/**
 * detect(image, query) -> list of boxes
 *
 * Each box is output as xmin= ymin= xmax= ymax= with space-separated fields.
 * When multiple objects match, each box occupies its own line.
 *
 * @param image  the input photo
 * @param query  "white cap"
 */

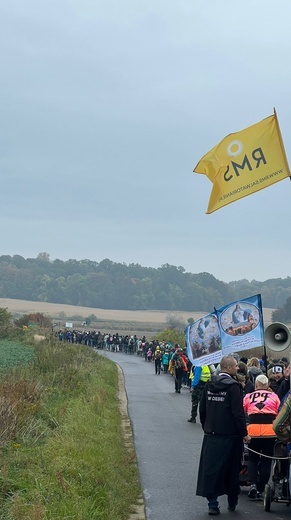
xmin=255 ymin=374 xmax=269 ymax=386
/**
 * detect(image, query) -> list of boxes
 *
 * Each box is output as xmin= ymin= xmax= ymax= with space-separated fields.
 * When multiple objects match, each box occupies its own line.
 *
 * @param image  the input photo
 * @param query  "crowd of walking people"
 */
xmin=56 ymin=329 xmax=149 ymax=352
xmin=56 ymin=328 xmax=291 ymax=515
xmin=193 ymin=352 xmax=291 ymax=515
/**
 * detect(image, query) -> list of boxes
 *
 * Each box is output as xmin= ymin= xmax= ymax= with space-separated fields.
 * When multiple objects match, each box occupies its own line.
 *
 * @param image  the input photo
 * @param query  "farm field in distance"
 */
xmin=0 ymin=298 xmax=274 ymax=329
xmin=0 ymin=298 xmax=202 ymax=324
xmin=0 ymin=298 xmax=200 ymax=336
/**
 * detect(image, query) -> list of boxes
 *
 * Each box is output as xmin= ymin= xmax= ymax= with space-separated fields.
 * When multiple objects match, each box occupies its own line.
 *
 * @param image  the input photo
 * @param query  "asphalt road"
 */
xmin=100 ymin=351 xmax=290 ymax=520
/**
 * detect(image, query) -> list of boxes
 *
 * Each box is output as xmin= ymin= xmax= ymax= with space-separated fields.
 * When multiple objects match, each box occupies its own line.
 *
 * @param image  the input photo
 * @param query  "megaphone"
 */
xmin=264 ymin=322 xmax=291 ymax=352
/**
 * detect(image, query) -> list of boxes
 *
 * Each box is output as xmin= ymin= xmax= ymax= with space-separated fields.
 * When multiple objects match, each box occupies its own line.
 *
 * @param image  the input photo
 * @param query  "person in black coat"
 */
xmin=237 ymin=361 xmax=254 ymax=396
xmin=268 ymin=364 xmax=290 ymax=400
xmin=196 ymin=355 xmax=251 ymax=515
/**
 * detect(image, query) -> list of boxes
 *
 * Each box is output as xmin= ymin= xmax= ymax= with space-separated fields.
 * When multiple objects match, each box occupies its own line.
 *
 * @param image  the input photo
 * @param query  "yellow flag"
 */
xmin=194 ymin=112 xmax=290 ymax=214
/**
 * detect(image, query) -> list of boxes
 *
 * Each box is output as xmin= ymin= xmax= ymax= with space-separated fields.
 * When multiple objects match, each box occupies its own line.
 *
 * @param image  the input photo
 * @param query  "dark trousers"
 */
xmin=248 ymin=437 xmax=276 ymax=492
xmin=155 ymin=359 xmax=161 ymax=374
xmin=190 ymin=381 xmax=206 ymax=419
xmin=175 ymin=368 xmax=183 ymax=392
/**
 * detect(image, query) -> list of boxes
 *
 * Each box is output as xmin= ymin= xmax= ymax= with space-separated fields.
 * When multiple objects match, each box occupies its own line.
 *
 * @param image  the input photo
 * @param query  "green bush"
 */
xmin=0 ymin=308 xmax=13 ymax=338
xmin=153 ymin=328 xmax=186 ymax=348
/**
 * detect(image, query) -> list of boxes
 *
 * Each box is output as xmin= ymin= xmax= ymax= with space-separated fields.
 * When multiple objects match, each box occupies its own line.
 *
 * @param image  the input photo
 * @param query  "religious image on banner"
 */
xmin=186 ymin=313 xmax=222 ymax=367
xmin=215 ymin=294 xmax=264 ymax=356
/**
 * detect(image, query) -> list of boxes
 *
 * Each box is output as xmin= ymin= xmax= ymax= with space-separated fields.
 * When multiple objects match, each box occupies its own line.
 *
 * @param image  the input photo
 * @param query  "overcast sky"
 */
xmin=1 ymin=0 xmax=291 ymax=283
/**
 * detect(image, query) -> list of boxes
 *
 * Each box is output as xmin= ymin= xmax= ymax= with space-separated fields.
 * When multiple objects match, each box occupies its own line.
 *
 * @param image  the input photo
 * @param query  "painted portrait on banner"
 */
xmin=215 ymin=294 xmax=264 ymax=355
xmin=186 ymin=313 xmax=222 ymax=367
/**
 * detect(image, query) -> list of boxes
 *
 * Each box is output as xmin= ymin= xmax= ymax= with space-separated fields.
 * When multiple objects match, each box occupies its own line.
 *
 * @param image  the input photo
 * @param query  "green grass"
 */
xmin=0 ymin=339 xmax=142 ymax=519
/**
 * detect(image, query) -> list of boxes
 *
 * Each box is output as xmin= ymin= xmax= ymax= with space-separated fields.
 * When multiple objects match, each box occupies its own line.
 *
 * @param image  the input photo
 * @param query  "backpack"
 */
xmin=175 ymin=355 xmax=188 ymax=371
xmin=130 ymin=338 xmax=134 ymax=345
xmin=175 ymin=356 xmax=183 ymax=369
xmin=155 ymin=351 xmax=161 ymax=359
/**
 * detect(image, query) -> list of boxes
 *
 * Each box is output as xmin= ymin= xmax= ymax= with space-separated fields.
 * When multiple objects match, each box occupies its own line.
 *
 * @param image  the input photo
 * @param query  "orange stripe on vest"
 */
xmin=247 ymin=423 xmax=276 ymax=437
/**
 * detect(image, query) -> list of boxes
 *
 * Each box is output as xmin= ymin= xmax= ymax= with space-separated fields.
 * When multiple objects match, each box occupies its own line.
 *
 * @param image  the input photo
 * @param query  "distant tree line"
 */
xmin=272 ymin=296 xmax=291 ymax=323
xmin=0 ymin=253 xmax=290 ymax=313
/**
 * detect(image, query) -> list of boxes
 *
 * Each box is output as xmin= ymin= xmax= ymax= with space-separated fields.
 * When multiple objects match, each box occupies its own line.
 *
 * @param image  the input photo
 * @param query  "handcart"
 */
xmin=264 ymin=440 xmax=291 ymax=511
xmin=239 ymin=443 xmax=250 ymax=486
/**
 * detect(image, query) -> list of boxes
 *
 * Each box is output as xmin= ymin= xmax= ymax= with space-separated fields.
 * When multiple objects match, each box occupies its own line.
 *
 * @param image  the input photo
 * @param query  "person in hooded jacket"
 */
xmin=162 ymin=349 xmax=170 ymax=374
xmin=171 ymin=348 xmax=187 ymax=393
xmin=196 ymin=355 xmax=251 ymax=516
xmin=246 ymin=357 xmax=263 ymax=384
xmin=237 ymin=361 xmax=254 ymax=396
xmin=154 ymin=347 xmax=162 ymax=375
xmin=268 ymin=363 xmax=290 ymax=401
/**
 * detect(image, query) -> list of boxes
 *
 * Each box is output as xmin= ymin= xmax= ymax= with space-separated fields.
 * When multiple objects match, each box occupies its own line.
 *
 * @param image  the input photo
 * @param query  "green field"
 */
xmin=0 ymin=340 xmax=35 ymax=370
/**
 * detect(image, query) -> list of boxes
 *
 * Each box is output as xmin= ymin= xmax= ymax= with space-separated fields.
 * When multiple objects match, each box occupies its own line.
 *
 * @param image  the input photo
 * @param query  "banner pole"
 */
xmin=263 ymin=343 xmax=268 ymax=374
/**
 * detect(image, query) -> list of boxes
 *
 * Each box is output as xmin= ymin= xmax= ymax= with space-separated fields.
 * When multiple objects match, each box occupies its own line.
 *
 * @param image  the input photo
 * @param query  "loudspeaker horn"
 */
xmin=264 ymin=322 xmax=291 ymax=352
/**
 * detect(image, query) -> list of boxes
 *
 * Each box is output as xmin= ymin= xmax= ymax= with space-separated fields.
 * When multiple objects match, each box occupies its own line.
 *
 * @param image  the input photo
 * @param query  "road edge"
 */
xmin=117 ymin=363 xmax=147 ymax=520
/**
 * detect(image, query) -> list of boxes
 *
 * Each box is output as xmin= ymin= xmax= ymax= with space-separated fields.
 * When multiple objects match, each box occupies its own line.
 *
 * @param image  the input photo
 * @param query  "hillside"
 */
xmin=0 ymin=254 xmax=290 ymax=312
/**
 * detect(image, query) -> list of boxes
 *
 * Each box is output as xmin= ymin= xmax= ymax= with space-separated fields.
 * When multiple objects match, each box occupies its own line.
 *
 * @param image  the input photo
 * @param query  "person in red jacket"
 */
xmin=171 ymin=348 xmax=187 ymax=393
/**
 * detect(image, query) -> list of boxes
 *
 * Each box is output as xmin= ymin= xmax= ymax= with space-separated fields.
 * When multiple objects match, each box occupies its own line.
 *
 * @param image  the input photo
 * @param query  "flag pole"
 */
xmin=263 ymin=343 xmax=268 ymax=374
xmin=273 ymin=107 xmax=291 ymax=180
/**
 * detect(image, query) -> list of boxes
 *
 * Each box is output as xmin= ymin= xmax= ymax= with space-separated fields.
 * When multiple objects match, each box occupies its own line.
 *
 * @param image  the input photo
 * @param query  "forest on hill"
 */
xmin=0 ymin=253 xmax=290 ymax=313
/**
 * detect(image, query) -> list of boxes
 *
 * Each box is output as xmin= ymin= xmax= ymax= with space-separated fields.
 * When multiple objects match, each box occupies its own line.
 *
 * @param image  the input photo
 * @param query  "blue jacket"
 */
xmin=191 ymin=367 xmax=202 ymax=388
xmin=162 ymin=352 xmax=169 ymax=365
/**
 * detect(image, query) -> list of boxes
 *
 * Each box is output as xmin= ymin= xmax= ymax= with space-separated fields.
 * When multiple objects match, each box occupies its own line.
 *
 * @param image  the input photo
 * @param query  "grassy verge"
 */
xmin=0 ymin=339 xmax=141 ymax=519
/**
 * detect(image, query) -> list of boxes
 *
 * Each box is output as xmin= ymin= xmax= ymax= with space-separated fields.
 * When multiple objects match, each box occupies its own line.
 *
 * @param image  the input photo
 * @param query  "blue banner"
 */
xmin=186 ymin=313 xmax=222 ymax=367
xmin=215 ymin=294 xmax=264 ymax=355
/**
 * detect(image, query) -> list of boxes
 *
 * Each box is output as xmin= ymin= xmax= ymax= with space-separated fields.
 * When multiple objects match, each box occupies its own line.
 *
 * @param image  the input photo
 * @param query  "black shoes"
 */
xmin=208 ymin=507 xmax=220 ymax=515
xmin=227 ymin=495 xmax=238 ymax=511
xmin=188 ymin=418 xmax=196 ymax=423
xmin=248 ymin=484 xmax=263 ymax=500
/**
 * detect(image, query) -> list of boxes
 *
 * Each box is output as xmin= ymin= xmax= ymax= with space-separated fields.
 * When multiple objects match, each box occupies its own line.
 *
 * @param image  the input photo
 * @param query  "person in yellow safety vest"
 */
xmin=188 ymin=365 xmax=211 ymax=423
